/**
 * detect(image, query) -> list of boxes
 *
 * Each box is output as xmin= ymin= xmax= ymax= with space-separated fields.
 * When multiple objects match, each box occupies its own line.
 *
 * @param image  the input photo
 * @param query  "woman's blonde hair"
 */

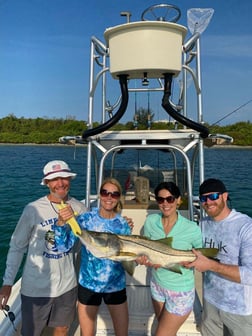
xmin=99 ymin=177 xmax=123 ymax=212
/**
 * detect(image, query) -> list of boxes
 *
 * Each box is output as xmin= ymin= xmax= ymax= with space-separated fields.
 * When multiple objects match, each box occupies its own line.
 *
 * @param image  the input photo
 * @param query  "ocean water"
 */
xmin=1 ymin=145 xmax=252 ymax=280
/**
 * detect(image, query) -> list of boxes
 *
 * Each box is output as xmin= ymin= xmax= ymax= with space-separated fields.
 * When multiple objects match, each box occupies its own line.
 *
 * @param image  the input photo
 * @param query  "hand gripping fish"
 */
xmin=77 ymin=230 xmax=219 ymax=275
xmin=57 ymin=201 xmax=82 ymax=235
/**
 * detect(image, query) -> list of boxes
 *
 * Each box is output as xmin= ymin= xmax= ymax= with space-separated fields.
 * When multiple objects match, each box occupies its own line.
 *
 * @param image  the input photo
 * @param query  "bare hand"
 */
xmin=123 ymin=216 xmax=134 ymax=230
xmin=0 ymin=285 xmax=12 ymax=309
xmin=58 ymin=205 xmax=74 ymax=226
xmin=136 ymin=255 xmax=161 ymax=269
xmin=182 ymin=249 xmax=213 ymax=272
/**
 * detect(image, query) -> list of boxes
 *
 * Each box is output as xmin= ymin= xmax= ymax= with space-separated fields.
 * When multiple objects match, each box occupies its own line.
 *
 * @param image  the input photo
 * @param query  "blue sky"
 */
xmin=0 ymin=0 xmax=251 ymax=126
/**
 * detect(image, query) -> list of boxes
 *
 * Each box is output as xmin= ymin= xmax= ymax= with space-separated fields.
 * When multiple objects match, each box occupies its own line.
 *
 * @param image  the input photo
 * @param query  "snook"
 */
xmin=77 ymin=230 xmax=218 ymax=275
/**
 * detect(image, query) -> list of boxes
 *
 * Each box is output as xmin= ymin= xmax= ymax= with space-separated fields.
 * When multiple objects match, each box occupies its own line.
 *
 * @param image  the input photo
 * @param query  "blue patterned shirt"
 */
xmin=55 ymin=207 xmax=131 ymax=293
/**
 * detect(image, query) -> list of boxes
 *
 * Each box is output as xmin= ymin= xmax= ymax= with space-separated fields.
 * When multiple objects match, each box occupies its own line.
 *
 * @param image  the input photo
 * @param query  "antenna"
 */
xmin=211 ymin=99 xmax=252 ymax=125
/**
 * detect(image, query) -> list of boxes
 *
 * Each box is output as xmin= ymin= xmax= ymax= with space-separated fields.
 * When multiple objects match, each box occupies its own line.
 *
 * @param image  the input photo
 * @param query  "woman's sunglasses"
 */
xmin=199 ymin=192 xmax=221 ymax=203
xmin=155 ymin=196 xmax=176 ymax=204
xmin=100 ymin=189 xmax=121 ymax=199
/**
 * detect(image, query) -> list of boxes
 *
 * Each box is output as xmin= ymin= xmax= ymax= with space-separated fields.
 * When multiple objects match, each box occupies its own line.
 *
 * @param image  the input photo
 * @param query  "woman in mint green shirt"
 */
xmin=144 ymin=182 xmax=202 ymax=336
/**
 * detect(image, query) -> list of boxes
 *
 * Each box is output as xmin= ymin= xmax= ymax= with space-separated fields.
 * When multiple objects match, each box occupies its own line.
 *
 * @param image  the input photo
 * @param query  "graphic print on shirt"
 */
xmin=204 ymin=237 xmax=227 ymax=253
xmin=42 ymin=216 xmax=70 ymax=258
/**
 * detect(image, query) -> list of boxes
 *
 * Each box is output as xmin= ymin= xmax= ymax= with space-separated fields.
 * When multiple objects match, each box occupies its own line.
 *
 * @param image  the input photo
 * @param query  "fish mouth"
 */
xmin=78 ymin=230 xmax=121 ymax=257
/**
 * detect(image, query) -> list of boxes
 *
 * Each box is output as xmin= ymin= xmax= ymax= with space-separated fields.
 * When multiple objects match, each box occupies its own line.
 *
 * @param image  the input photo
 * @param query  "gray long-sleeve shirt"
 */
xmin=3 ymin=196 xmax=86 ymax=298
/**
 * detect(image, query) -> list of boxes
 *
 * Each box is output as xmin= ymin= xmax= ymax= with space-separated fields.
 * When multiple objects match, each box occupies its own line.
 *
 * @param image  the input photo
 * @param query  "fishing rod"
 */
xmin=211 ymin=99 xmax=252 ymax=126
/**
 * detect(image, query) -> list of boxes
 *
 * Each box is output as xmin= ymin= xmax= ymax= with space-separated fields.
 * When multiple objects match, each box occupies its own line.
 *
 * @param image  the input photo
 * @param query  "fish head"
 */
xmin=77 ymin=230 xmax=121 ymax=258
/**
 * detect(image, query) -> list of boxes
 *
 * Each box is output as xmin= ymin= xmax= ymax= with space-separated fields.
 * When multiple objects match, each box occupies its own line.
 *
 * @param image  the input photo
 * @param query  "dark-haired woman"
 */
xmin=55 ymin=178 xmax=132 ymax=336
xmin=144 ymin=182 xmax=202 ymax=336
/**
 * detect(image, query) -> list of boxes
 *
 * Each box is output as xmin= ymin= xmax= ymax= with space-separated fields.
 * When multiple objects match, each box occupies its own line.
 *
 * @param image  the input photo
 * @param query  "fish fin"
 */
xmin=128 ymin=235 xmax=173 ymax=245
xmin=110 ymin=252 xmax=137 ymax=261
xmin=196 ymin=248 xmax=219 ymax=258
xmin=121 ymin=261 xmax=137 ymax=276
xmin=155 ymin=237 xmax=173 ymax=246
xmin=163 ymin=264 xmax=182 ymax=274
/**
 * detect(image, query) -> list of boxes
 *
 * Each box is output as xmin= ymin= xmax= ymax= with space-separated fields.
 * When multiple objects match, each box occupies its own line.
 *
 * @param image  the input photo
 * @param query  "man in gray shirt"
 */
xmin=0 ymin=160 xmax=86 ymax=336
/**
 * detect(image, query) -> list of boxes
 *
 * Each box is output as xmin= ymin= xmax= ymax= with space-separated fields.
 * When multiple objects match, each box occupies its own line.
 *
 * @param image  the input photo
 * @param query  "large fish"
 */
xmin=77 ymin=230 xmax=218 ymax=275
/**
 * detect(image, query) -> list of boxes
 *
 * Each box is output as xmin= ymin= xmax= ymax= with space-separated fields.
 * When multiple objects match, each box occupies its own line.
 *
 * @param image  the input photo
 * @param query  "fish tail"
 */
xmin=57 ymin=201 xmax=81 ymax=236
xmin=197 ymin=248 xmax=219 ymax=258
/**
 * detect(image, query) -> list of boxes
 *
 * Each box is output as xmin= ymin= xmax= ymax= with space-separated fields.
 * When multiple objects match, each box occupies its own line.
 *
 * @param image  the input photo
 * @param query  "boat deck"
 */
xmin=68 ymin=271 xmax=202 ymax=336
xmin=7 ymin=275 xmax=202 ymax=336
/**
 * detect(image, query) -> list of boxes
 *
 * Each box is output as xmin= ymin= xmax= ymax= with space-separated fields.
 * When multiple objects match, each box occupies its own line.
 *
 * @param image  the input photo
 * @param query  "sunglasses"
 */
xmin=2 ymin=305 xmax=17 ymax=331
xmin=199 ymin=192 xmax=222 ymax=203
xmin=156 ymin=196 xmax=176 ymax=204
xmin=100 ymin=189 xmax=121 ymax=199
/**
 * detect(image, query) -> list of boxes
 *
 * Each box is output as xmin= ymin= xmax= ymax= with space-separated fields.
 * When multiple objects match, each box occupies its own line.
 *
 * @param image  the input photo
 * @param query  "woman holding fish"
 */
xmin=55 ymin=177 xmax=131 ymax=336
xmin=143 ymin=181 xmax=202 ymax=336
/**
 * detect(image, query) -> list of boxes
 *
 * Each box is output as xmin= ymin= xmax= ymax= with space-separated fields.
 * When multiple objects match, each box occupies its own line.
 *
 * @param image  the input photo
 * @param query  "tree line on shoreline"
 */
xmin=0 ymin=114 xmax=251 ymax=146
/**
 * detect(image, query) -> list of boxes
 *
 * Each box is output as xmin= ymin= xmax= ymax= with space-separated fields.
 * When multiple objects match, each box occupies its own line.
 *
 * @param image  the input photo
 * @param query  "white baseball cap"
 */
xmin=41 ymin=160 xmax=77 ymax=185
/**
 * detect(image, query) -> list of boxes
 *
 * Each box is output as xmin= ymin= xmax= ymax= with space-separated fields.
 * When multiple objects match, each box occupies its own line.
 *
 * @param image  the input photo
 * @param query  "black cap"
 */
xmin=199 ymin=178 xmax=227 ymax=195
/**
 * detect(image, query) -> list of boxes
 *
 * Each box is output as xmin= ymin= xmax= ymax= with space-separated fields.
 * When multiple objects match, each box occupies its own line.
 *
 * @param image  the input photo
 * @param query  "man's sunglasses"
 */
xmin=100 ymin=189 xmax=121 ymax=199
xmin=2 ymin=305 xmax=17 ymax=331
xmin=155 ymin=196 xmax=176 ymax=204
xmin=199 ymin=192 xmax=222 ymax=203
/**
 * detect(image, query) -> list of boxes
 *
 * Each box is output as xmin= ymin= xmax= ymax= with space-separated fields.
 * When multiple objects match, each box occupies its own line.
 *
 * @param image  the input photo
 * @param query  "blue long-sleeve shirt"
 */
xmin=201 ymin=209 xmax=252 ymax=315
xmin=55 ymin=208 xmax=131 ymax=293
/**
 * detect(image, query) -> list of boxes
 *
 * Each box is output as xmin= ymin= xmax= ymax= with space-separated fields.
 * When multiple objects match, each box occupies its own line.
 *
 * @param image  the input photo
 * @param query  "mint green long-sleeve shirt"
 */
xmin=144 ymin=212 xmax=202 ymax=292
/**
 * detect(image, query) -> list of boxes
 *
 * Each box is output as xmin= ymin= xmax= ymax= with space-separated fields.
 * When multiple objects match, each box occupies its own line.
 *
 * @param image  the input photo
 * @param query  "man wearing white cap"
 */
xmin=0 ymin=160 xmax=87 ymax=336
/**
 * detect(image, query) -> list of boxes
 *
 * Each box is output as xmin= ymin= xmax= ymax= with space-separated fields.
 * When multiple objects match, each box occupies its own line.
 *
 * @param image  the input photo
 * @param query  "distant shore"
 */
xmin=0 ymin=143 xmax=87 ymax=146
xmin=0 ymin=143 xmax=251 ymax=148
xmin=209 ymin=145 xmax=252 ymax=149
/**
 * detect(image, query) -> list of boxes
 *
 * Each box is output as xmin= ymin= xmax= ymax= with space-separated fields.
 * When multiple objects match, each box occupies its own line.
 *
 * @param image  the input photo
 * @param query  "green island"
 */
xmin=0 ymin=113 xmax=251 ymax=146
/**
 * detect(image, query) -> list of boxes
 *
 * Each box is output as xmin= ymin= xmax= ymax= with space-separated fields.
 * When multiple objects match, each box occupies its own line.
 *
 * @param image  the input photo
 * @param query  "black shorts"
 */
xmin=78 ymin=284 xmax=127 ymax=306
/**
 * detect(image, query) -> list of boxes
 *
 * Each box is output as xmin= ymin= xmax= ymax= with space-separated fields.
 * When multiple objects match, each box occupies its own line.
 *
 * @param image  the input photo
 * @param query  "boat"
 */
xmin=0 ymin=4 xmax=233 ymax=335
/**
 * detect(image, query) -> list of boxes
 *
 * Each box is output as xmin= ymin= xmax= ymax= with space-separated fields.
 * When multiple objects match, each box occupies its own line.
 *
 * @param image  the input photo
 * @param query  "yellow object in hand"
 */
xmin=57 ymin=201 xmax=81 ymax=236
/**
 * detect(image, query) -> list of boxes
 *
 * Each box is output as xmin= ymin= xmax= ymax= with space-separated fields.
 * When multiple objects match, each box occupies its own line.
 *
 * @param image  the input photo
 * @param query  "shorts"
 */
xmin=150 ymin=278 xmax=194 ymax=316
xmin=78 ymin=284 xmax=127 ymax=306
xmin=21 ymin=286 xmax=77 ymax=336
xmin=201 ymin=299 xmax=252 ymax=336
